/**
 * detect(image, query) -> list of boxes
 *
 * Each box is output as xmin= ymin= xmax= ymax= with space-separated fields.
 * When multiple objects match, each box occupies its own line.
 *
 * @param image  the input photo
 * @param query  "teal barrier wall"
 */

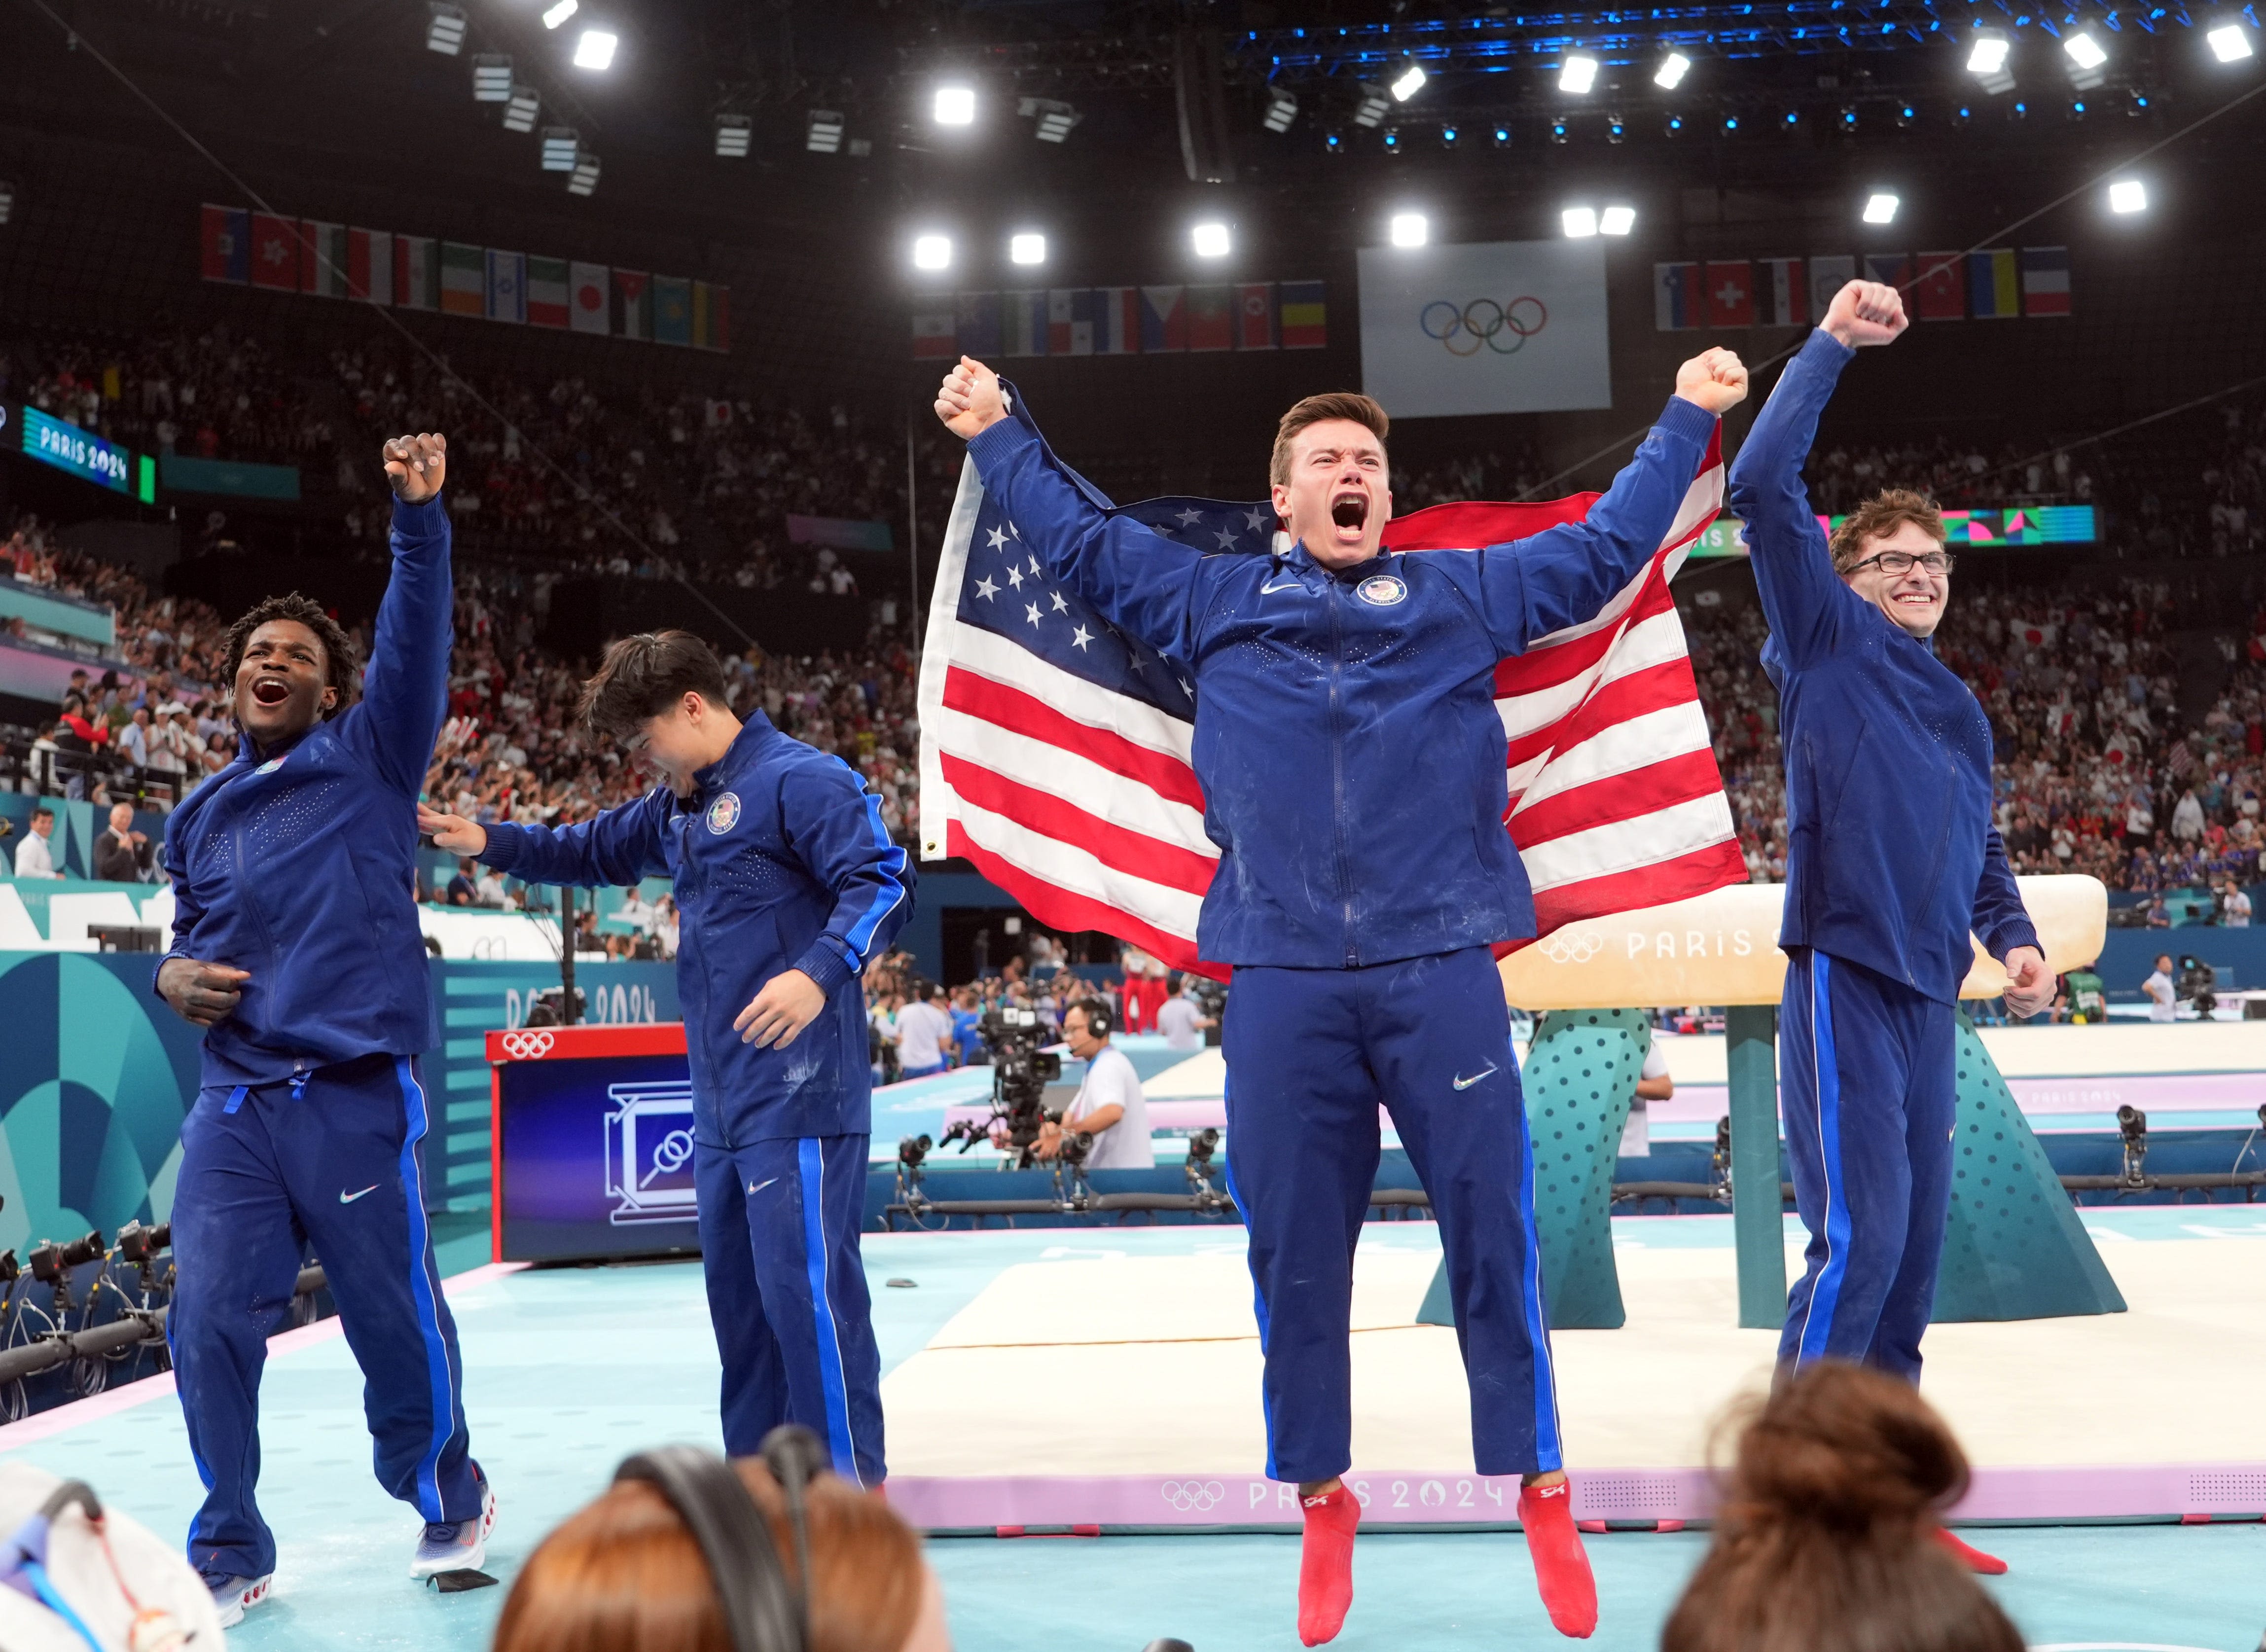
xmin=158 ymin=455 xmax=302 ymax=501
xmin=0 ymin=952 xmax=682 ymax=1248
xmin=0 ymin=576 xmax=114 ymax=648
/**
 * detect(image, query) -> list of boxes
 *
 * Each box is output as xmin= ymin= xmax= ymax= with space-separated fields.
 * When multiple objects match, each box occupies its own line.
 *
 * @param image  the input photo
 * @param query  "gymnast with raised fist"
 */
xmin=158 ymin=432 xmax=491 ymax=1626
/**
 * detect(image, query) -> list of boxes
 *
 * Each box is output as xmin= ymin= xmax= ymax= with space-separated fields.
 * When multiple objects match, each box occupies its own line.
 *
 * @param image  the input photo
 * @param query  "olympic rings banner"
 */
xmin=1356 ymin=238 xmax=1612 ymax=418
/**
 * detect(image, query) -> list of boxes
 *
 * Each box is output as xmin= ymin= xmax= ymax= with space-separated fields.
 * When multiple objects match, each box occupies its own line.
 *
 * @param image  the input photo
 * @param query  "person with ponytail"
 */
xmin=1662 ymin=1362 xmax=2023 ymax=1652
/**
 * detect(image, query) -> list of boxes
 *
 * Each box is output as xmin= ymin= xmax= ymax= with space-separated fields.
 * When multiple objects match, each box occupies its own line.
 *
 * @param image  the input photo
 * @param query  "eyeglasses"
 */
xmin=1849 ymin=550 xmax=1956 ymax=577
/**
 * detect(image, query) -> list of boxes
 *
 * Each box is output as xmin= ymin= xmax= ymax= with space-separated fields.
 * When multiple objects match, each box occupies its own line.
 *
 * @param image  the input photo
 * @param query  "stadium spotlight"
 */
xmin=1781 ymin=107 xmax=1800 ymax=132
xmin=1896 ymin=102 xmax=1917 ymax=126
xmin=1192 ymin=220 xmax=1231 ymax=257
xmin=1009 ymin=231 xmax=1046 ymax=265
xmin=0 ymin=183 xmax=13 ymax=226
xmin=425 ymin=2 xmax=466 ymax=55
xmin=1549 ymin=117 xmax=1570 ymax=144
xmin=2108 ymin=177 xmax=2147 ymax=213
xmin=1391 ymin=62 xmax=1428 ymax=101
xmin=715 ymin=113 xmax=751 ymax=157
xmin=1265 ymin=89 xmax=1299 ymax=132
xmin=1655 ymin=50 xmax=1692 ymax=89
xmin=1838 ymin=104 xmax=1859 ymax=133
xmin=540 ymin=0 xmax=575 ymax=27
xmin=1325 ymin=130 xmax=1345 ymax=154
xmin=573 ymin=29 xmax=617 ymax=71
xmin=1389 ymin=211 xmax=1428 ymax=248
xmin=1560 ymin=53 xmax=1600 ymax=94
xmin=1562 ymin=205 xmax=1599 ymax=238
xmin=2064 ymin=28 xmax=2108 ymax=88
xmin=1721 ymin=111 xmax=1741 ymax=133
xmin=1353 ymin=87 xmax=1392 ymax=127
xmin=540 ymin=126 xmax=581 ymax=170
xmin=1491 ymin=123 xmax=1512 ymax=147
xmin=1607 ymin=111 xmax=1626 ymax=142
xmin=503 ymin=83 xmax=541 ymax=131
xmin=567 ymin=150 xmax=600 ymax=195
xmin=1967 ymin=26 xmax=2015 ymax=92
xmin=934 ymin=84 xmax=976 ymax=125
xmin=2069 ymin=96 xmax=2090 ymax=118
xmin=2207 ymin=16 xmax=2255 ymax=60
xmin=1600 ymin=203 xmax=1636 ymax=235
xmin=2127 ymin=87 xmax=2153 ymax=113
xmin=1022 ymin=98 xmax=1081 ymax=142
xmin=1862 ymin=189 xmax=1900 ymax=223
xmin=806 ymin=110 xmax=844 ymax=153
xmin=472 ymin=54 xmax=512 ymax=101
xmin=1439 ymin=123 xmax=1460 ymax=148
xmin=1382 ymin=126 xmax=1403 ymax=154
xmin=1664 ymin=111 xmax=1686 ymax=135
xmin=911 ymin=234 xmax=952 ymax=272
xmin=1953 ymin=103 xmax=1974 ymax=124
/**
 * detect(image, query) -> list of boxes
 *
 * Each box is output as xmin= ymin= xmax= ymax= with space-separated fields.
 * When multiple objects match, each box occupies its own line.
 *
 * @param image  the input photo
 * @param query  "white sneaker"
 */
xmin=205 ymin=1572 xmax=273 ymax=1629
xmin=409 ymin=1469 xmax=496 ymax=1579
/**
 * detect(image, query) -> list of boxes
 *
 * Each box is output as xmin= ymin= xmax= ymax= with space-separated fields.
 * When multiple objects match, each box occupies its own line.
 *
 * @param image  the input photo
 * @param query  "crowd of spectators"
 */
xmin=2 ymin=330 xmax=340 ymax=468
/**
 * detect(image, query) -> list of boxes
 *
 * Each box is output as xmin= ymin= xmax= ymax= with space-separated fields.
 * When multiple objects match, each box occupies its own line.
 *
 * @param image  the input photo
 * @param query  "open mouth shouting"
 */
xmin=250 ymin=678 xmax=292 ymax=708
xmin=1328 ymin=489 xmax=1370 ymax=541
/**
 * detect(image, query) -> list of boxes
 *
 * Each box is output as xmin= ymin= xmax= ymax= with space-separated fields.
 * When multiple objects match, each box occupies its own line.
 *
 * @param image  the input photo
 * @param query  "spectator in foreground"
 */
xmin=493 ymin=1443 xmax=950 ymax=1652
xmin=1662 ymin=1362 xmax=2022 ymax=1652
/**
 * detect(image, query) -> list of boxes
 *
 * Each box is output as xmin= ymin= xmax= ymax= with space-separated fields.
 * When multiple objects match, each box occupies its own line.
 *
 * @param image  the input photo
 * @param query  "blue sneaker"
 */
xmin=204 ymin=1571 xmax=273 ymax=1629
xmin=410 ymin=1468 xmax=496 ymax=1579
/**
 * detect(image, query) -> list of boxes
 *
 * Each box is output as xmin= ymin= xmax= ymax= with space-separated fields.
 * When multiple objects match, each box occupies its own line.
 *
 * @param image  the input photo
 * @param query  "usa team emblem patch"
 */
xmin=705 ymin=792 xmax=742 ymax=834
xmin=254 ymin=755 xmax=287 ymax=776
xmin=1357 ymin=575 xmax=1408 ymax=607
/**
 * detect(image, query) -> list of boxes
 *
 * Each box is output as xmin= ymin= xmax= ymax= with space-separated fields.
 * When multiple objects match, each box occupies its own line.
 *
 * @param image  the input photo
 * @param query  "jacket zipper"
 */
xmin=1326 ymin=581 xmax=1358 ymax=966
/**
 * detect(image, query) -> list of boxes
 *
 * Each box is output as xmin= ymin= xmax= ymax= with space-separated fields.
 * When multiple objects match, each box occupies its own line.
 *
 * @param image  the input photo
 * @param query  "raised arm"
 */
xmin=1726 ymin=283 xmax=1906 ymax=668
xmin=423 ymin=789 xmax=674 ymax=890
xmin=939 ymin=358 xmax=1201 ymax=657
xmin=347 ymin=434 xmax=456 ymax=794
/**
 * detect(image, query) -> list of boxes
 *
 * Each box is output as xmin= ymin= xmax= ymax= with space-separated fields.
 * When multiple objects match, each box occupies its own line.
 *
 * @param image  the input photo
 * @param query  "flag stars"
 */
xmin=1024 ymin=602 xmax=1043 ymax=628
xmin=1009 ymin=521 xmax=1021 ymax=538
xmin=986 ymin=525 xmax=1010 ymax=551
xmin=974 ymin=575 xmax=1000 ymax=602
xmin=1071 ymin=624 xmax=1094 ymax=651
xmin=1213 ymin=528 xmax=1240 ymax=550
xmin=1243 ymin=506 xmax=1270 ymax=532
xmin=1027 ymin=556 xmax=1042 ymax=579
xmin=1176 ymin=507 xmax=1203 ymax=527
xmin=1006 ymin=564 xmax=1025 ymax=590
xmin=1050 ymin=590 xmax=1069 ymax=613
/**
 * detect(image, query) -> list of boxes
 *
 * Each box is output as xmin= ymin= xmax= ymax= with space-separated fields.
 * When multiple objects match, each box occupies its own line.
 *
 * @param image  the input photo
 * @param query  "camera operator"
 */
xmin=2144 ymin=953 xmax=2178 ymax=1023
xmin=1036 ymin=998 xmax=1151 ymax=1170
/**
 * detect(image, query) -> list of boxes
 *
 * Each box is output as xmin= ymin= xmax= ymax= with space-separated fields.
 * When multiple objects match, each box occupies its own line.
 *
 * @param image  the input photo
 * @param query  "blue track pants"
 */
xmin=1778 ymin=949 xmax=1959 ymax=1381
xmin=693 ymin=1133 xmax=885 ymax=1486
xmin=168 ymin=1053 xmax=479 ymax=1580
xmin=1223 ymin=947 xmax=1562 ymax=1484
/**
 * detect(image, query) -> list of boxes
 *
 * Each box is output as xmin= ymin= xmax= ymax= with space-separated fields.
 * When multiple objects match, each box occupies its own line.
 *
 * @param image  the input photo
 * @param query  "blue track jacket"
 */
xmin=1728 ymin=329 xmax=2039 ymax=1002
xmin=159 ymin=494 xmax=453 ymax=1083
xmin=477 ymin=714 xmax=912 ymax=1146
xmin=966 ymin=391 xmax=1719 ymax=969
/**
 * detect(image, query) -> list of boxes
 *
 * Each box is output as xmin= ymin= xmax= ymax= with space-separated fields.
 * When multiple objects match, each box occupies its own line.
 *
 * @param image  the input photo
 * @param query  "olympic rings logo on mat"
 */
xmin=1158 ymin=1480 xmax=1226 ymax=1513
xmin=1419 ymin=296 xmax=1549 ymax=357
xmin=501 ymin=1030 xmax=556 ymax=1060
xmin=1541 ymin=932 xmax=1604 ymax=965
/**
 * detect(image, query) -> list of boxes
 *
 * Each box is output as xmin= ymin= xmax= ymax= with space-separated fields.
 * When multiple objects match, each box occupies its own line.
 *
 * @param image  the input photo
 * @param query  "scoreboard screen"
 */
xmin=5 ymin=404 xmax=157 ymax=503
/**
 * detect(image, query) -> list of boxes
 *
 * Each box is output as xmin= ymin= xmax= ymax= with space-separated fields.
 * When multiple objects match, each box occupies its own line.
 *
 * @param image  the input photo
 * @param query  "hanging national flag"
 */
xmin=485 ymin=250 xmax=527 ymax=323
xmin=1653 ymin=262 xmax=1701 ymax=330
xmin=1140 ymin=287 xmax=1186 ymax=353
xmin=200 ymin=205 xmax=249 ymax=284
xmin=1807 ymin=254 xmax=1856 ymax=322
xmin=1048 ymin=289 xmax=1093 ymax=356
xmin=1756 ymin=258 xmax=1807 ymax=327
xmin=249 ymin=213 xmax=300 ymax=290
xmin=614 ymin=270 xmax=651 ymax=340
xmin=1279 ymin=280 xmax=1328 ymax=349
xmin=1234 ymin=283 xmax=1277 ymax=350
xmin=527 ymin=255 xmax=571 ymax=327
xmin=1001 ymin=290 xmax=1048 ymax=357
xmin=1096 ymin=287 xmax=1142 ymax=355
xmin=1968 ymin=249 xmax=2020 ymax=319
xmin=347 ymin=228 xmax=393 ymax=304
xmin=652 ymin=275 xmax=693 ymax=346
xmin=1913 ymin=252 xmax=1965 ymax=321
xmin=956 ymin=292 xmax=1002 ymax=358
xmin=1863 ymin=252 xmax=1912 ymax=291
xmin=570 ymin=260 xmax=610 ymax=334
xmin=692 ymin=282 xmax=729 ymax=352
xmin=1186 ymin=285 xmax=1234 ymax=352
xmin=912 ymin=307 xmax=958 ymax=359
xmin=916 ymin=393 xmax=1742 ymax=974
xmin=396 ymin=237 xmax=438 ymax=311
xmin=2020 ymin=246 xmax=2072 ymax=317
xmin=439 ymin=243 xmax=485 ymax=316
xmin=299 ymin=222 xmax=348 ymax=297
xmin=1703 ymin=260 xmax=1755 ymax=327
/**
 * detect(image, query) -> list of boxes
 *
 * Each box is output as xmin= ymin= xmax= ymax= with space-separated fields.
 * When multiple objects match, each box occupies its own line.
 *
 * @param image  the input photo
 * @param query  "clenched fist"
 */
xmin=935 ymin=357 xmax=1009 ymax=440
xmin=383 ymin=432 xmax=448 ymax=502
xmin=1821 ymin=280 xmax=1908 ymax=349
xmin=1675 ymin=347 xmax=1749 ymax=416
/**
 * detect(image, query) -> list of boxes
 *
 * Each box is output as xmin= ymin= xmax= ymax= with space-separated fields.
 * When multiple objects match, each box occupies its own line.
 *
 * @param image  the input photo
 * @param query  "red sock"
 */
xmin=1296 ymin=1487 xmax=1360 ymax=1646
xmin=1934 ymin=1527 xmax=2008 ymax=1575
xmin=1518 ymin=1479 xmax=1598 ymax=1639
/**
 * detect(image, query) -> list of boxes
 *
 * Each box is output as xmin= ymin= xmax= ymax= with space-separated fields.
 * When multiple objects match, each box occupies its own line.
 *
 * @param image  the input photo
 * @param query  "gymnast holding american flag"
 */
xmin=934 ymin=347 xmax=1749 ymax=1644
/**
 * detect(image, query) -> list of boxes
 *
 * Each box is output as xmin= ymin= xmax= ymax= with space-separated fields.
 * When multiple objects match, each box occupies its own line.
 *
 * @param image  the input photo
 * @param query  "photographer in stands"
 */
xmin=1035 ymin=998 xmax=1151 ymax=1171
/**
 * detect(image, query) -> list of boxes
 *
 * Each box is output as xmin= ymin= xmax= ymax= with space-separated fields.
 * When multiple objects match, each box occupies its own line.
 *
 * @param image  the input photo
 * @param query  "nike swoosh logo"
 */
xmin=339 ymin=1185 xmax=380 ymax=1204
xmin=1260 ymin=576 xmax=1304 ymax=595
xmin=748 ymin=1176 xmax=780 ymax=1195
xmin=1451 ymin=1064 xmax=1498 ymax=1091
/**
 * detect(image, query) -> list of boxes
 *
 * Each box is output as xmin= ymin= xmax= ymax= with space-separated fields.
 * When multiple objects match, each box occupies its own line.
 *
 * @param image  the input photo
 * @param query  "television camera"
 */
xmin=938 ymin=1005 xmax=1065 ymax=1169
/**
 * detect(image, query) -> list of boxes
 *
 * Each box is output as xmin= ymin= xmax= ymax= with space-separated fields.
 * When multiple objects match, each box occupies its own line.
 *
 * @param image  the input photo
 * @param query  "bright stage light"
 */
xmin=540 ymin=0 xmax=575 ymax=27
xmin=1391 ymin=63 xmax=1428 ymax=101
xmin=1009 ymin=232 xmax=1046 ymax=265
xmin=2208 ymin=20 xmax=2254 ymax=60
xmin=540 ymin=127 xmax=580 ymax=170
xmin=473 ymin=54 xmax=512 ymax=101
xmin=1353 ymin=89 xmax=1391 ymax=128
xmin=1264 ymin=90 xmax=1299 ymax=133
xmin=806 ymin=110 xmax=843 ymax=153
xmin=1562 ymin=206 xmax=1598 ymax=238
xmin=1192 ymin=221 xmax=1231 ymax=258
xmin=2064 ymin=31 xmax=2108 ymax=69
xmin=503 ymin=83 xmax=540 ymax=131
xmin=1559 ymin=54 xmax=1599 ymax=94
xmin=567 ymin=151 xmax=600 ymax=195
xmin=1389 ymin=212 xmax=1428 ymax=248
xmin=425 ymin=2 xmax=466 ymax=55
xmin=912 ymin=235 xmax=953 ymax=272
xmin=934 ymin=84 xmax=976 ymax=125
xmin=2108 ymin=178 xmax=2147 ymax=213
xmin=1862 ymin=191 xmax=1900 ymax=224
xmin=1967 ymin=29 xmax=2011 ymax=75
xmin=573 ymin=29 xmax=616 ymax=71
xmin=1028 ymin=99 xmax=1080 ymax=142
xmin=715 ymin=114 xmax=751 ymax=157
xmin=1600 ymin=204 xmax=1636 ymax=235
xmin=1655 ymin=51 xmax=1691 ymax=89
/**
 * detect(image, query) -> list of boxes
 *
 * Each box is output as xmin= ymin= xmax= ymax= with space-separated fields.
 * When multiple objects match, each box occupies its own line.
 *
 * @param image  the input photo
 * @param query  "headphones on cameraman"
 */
xmin=612 ymin=1425 xmax=828 ymax=1652
xmin=1074 ymin=999 xmax=1112 ymax=1039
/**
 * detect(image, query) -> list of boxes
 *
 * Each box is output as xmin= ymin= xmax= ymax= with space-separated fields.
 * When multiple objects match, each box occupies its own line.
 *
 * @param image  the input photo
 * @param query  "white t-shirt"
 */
xmin=1618 ymin=1043 xmax=1672 ymax=1157
xmin=896 ymin=1001 xmax=954 ymax=1070
xmin=1156 ymin=995 xmax=1203 ymax=1052
xmin=1069 ymin=1044 xmax=1150 ymax=1170
xmin=2144 ymin=970 xmax=2178 ymax=1022
xmin=2225 ymin=890 xmax=2252 ymax=927
xmin=13 ymin=831 xmax=59 ymax=879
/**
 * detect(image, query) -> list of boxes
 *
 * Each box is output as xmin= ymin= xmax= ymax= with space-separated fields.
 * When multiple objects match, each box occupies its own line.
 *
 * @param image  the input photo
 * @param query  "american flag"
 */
xmin=917 ymin=414 xmax=1743 ymax=979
